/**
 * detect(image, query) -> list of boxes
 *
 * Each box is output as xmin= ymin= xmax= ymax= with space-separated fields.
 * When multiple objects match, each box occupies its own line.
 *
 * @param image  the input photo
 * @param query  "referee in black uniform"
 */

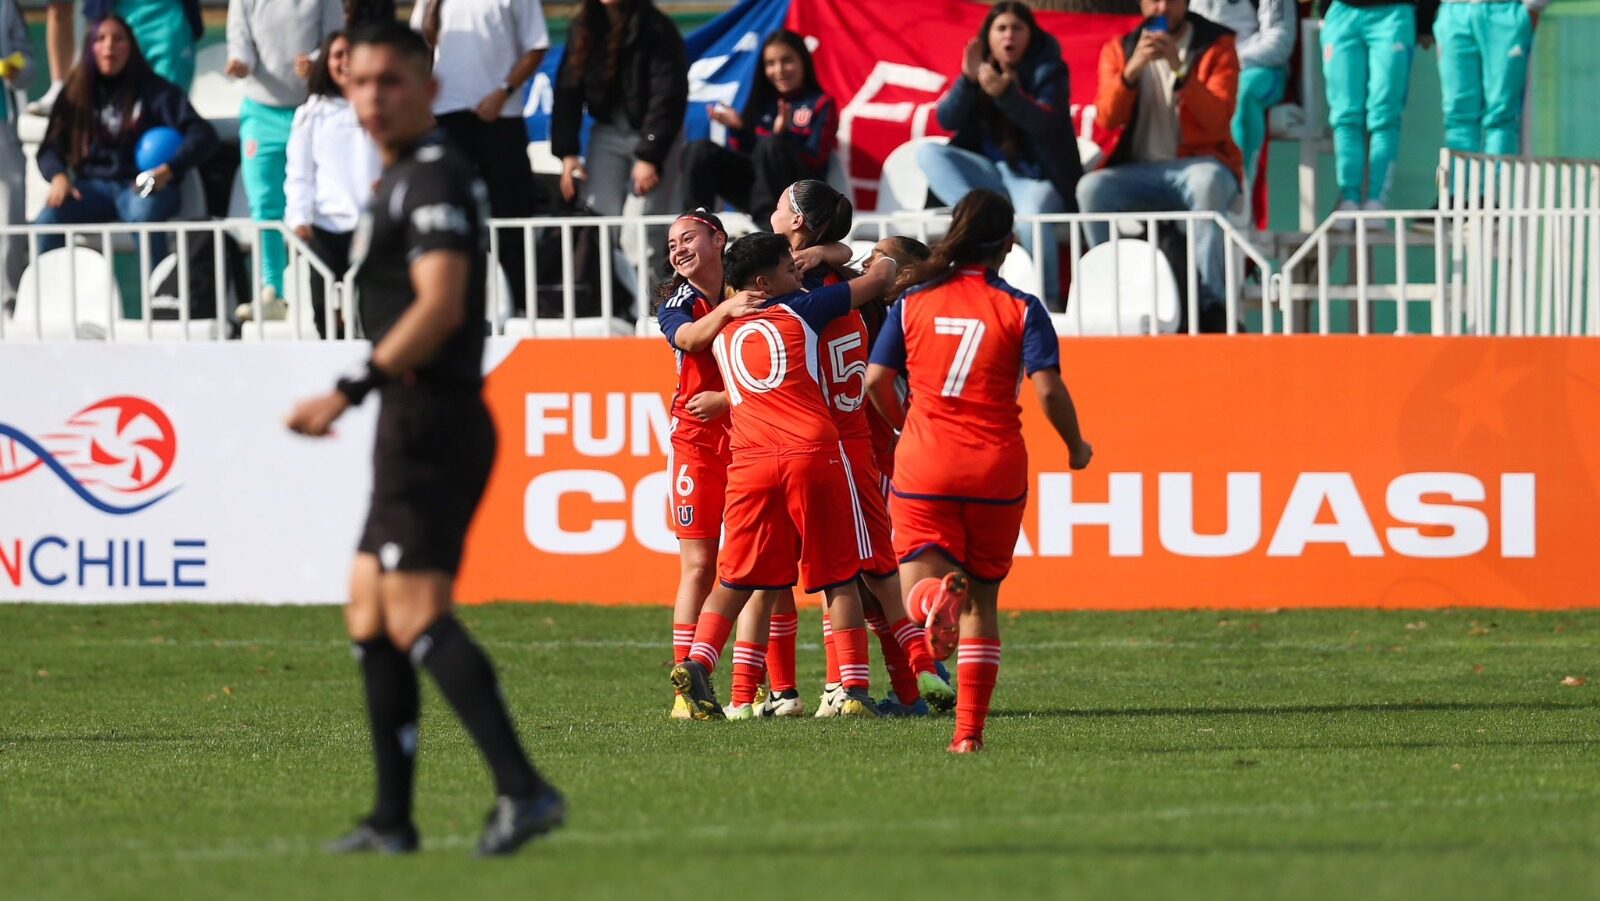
xmin=286 ymin=21 xmax=562 ymax=858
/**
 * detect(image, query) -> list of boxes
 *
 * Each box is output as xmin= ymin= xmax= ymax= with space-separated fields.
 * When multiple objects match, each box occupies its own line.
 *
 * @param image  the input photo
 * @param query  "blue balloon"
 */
xmin=135 ymin=126 xmax=184 ymax=171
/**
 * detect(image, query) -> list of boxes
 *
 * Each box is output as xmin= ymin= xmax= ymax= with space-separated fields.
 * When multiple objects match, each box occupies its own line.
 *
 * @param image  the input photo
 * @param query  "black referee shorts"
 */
xmin=358 ymin=382 xmax=496 ymax=575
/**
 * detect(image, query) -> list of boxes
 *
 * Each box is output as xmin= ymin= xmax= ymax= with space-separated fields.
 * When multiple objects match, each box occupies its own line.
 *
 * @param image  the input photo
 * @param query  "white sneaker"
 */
xmin=1361 ymin=199 xmax=1391 ymax=232
xmin=27 ymin=82 xmax=62 ymax=117
xmin=235 ymin=287 xmax=287 ymax=322
xmin=1331 ymin=200 xmax=1359 ymax=233
xmin=813 ymin=682 xmax=843 ymax=718
xmin=759 ymin=688 xmax=804 ymax=718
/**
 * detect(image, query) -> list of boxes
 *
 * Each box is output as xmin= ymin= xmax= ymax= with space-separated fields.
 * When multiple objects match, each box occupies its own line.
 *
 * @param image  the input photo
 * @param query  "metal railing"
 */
xmin=5 ymin=203 xmax=1599 ymax=341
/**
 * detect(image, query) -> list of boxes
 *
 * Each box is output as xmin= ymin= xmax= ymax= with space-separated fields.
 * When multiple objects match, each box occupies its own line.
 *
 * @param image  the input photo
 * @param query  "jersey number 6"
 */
xmin=933 ymin=316 xmax=986 ymax=397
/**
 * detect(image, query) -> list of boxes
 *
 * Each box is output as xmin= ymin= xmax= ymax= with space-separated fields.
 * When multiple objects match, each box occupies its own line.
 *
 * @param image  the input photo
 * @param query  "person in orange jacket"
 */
xmin=1075 ymin=0 xmax=1242 ymax=331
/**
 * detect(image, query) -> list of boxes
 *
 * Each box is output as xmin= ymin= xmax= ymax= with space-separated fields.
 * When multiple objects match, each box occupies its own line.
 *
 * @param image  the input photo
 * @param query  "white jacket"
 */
xmin=284 ymin=95 xmax=382 ymax=234
xmin=1188 ymin=0 xmax=1296 ymax=71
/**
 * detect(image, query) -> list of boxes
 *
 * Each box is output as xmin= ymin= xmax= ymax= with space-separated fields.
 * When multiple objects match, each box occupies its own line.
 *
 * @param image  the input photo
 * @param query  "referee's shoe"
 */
xmin=476 ymin=786 xmax=566 ymax=856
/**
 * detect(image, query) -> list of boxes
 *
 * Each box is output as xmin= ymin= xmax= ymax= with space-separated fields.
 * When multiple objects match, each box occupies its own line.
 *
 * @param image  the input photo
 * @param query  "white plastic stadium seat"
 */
xmin=8 ymin=246 xmax=119 ymax=340
xmin=875 ymin=136 xmax=948 ymax=213
xmin=1059 ymin=238 xmax=1180 ymax=335
xmin=528 ymin=140 xmax=564 ymax=176
xmin=189 ymin=43 xmax=246 ymax=141
xmin=997 ymin=243 xmax=1041 ymax=298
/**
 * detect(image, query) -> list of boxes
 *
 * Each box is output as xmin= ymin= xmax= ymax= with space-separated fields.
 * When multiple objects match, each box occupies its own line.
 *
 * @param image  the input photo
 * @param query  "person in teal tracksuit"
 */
xmin=1434 ymin=0 xmax=1544 ymax=160
xmin=1320 ymin=0 xmax=1438 ymax=215
xmin=226 ymin=0 xmax=343 ymax=317
xmin=84 ymin=0 xmax=203 ymax=92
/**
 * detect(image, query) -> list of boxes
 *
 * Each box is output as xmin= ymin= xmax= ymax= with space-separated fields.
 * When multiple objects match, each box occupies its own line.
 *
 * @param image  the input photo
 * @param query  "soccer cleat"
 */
xmin=917 ymin=670 xmax=956 ymax=712
xmin=876 ymin=693 xmax=930 ymax=717
xmin=475 ymin=787 xmax=566 ymax=857
xmin=324 ymin=820 xmax=419 ymax=855
xmin=912 ymin=572 xmax=968 ymax=661
xmin=761 ymin=688 xmax=805 ymax=717
xmin=813 ymin=682 xmax=844 ymax=718
xmin=837 ymin=688 xmax=880 ymax=718
xmin=670 ymin=692 xmax=692 ymax=720
xmin=669 ymin=660 xmax=725 ymax=720
xmin=723 ymin=702 xmax=757 ymax=720
xmin=948 ymin=737 xmax=985 ymax=754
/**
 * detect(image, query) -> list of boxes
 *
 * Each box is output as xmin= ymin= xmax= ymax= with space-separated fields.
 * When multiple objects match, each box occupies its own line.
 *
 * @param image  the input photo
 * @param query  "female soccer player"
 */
xmin=772 ymin=180 xmax=956 ymax=717
xmin=866 ymin=189 xmax=1093 ymax=753
xmin=654 ymin=210 xmax=763 ymax=718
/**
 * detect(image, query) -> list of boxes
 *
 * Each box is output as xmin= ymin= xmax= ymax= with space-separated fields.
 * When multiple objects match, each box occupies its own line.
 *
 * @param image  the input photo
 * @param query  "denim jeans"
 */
xmin=1075 ymin=157 xmax=1238 ymax=308
xmin=916 ymin=142 xmax=1066 ymax=305
xmin=33 ymin=175 xmax=183 ymax=266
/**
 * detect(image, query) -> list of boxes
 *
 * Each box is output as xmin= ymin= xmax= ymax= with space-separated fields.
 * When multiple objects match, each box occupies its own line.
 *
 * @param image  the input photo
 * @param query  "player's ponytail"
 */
xmin=903 ymin=189 xmax=1015 ymax=288
xmin=786 ymin=179 xmax=858 ymax=282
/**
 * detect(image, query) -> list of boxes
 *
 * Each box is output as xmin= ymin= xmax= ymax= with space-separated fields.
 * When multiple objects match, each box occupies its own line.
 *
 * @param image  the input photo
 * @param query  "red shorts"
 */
xmin=842 ymin=438 xmax=896 ymax=577
xmin=667 ymin=435 xmax=730 ymax=540
xmin=889 ymin=492 xmax=1028 ymax=583
xmin=718 ymin=448 xmax=863 ymax=593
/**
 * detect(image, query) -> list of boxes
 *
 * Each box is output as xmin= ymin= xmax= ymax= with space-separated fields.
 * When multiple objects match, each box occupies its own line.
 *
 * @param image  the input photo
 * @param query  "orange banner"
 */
xmin=456 ymin=337 xmax=1600 ymax=609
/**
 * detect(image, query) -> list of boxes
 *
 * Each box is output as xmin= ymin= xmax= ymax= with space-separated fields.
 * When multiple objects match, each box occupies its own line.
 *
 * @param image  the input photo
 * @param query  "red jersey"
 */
xmin=869 ymin=267 xmax=1059 ymax=501
xmin=657 ymin=282 xmax=731 ymax=450
xmin=817 ymin=310 xmax=873 ymax=442
xmin=711 ymin=282 xmax=855 ymax=454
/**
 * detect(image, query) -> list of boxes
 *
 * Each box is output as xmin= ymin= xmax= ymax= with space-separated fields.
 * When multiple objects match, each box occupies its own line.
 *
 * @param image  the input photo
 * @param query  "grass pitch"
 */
xmin=3 ymin=603 xmax=1599 ymax=900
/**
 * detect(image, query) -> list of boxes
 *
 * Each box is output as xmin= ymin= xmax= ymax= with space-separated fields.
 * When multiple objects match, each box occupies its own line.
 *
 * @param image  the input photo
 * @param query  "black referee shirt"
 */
xmin=350 ymin=130 xmax=489 ymax=387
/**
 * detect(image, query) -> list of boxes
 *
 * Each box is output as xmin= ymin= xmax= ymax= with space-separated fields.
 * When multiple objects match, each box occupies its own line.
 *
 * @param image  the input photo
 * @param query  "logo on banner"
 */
xmin=0 ymin=396 xmax=179 ymax=515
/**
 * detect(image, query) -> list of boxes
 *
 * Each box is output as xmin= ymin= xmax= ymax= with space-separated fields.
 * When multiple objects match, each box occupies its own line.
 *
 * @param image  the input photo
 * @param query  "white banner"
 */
xmin=0 ymin=344 xmax=378 ymax=603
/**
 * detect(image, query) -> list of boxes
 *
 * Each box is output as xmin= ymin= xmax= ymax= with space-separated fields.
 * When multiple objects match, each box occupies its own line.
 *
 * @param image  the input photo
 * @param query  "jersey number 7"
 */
xmin=933 ymin=317 xmax=986 ymax=397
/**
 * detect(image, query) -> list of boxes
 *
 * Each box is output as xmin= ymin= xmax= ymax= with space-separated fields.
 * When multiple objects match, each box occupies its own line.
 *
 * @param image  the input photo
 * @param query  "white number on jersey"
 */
xmin=712 ymin=320 xmax=789 ymax=405
xmin=933 ymin=316 xmax=987 ymax=397
xmin=826 ymin=332 xmax=867 ymax=413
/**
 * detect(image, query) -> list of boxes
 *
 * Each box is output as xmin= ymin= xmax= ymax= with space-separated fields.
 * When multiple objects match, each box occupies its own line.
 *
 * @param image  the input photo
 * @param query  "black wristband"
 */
xmin=335 ymin=360 xmax=389 ymax=405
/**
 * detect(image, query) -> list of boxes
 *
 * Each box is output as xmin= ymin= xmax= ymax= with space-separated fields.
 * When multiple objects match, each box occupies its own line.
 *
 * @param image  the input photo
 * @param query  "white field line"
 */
xmin=8 ymin=790 xmax=1596 ymax=865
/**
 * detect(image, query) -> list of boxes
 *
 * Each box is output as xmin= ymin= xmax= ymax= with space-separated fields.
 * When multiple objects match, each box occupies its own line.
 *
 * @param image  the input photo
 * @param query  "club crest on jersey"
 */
xmin=675 ymin=504 xmax=695 ymax=527
xmin=792 ymin=106 xmax=813 ymax=129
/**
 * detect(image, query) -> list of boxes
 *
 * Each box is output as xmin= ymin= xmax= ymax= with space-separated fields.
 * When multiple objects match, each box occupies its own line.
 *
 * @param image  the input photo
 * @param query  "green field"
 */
xmin=3 ymin=603 xmax=1599 ymax=899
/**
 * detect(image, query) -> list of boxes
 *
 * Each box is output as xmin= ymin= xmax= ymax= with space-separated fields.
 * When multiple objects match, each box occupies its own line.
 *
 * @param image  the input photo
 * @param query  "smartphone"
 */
xmin=1149 ymin=15 xmax=1168 ymax=33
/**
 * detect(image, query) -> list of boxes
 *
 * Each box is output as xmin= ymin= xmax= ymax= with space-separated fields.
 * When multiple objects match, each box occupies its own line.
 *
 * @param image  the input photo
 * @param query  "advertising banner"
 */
xmin=4 ymin=338 xmax=1595 ymax=609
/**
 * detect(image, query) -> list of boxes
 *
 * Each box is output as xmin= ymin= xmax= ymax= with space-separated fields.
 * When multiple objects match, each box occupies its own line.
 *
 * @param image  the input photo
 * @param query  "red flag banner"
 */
xmin=785 ymin=0 xmax=1137 ymax=208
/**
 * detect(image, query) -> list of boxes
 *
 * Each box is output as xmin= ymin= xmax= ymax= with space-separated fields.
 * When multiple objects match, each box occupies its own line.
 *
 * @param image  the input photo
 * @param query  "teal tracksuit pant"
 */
xmin=240 ymin=97 xmax=295 ymax=297
xmin=1435 ymin=1 xmax=1534 ymax=157
xmin=118 ymin=0 xmax=196 ymax=91
xmin=1322 ymin=1 xmax=1416 ymax=204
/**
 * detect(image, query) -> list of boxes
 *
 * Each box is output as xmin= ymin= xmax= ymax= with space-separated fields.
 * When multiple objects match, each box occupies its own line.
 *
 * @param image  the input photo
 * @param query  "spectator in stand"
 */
xmin=1434 ymin=0 xmax=1542 ymax=164
xmin=1187 ymin=0 xmax=1293 ymax=190
xmin=227 ymin=0 xmax=345 ymax=320
xmin=30 ymin=16 xmax=217 ymax=270
xmin=918 ymin=1 xmax=1080 ymax=305
xmin=1320 ymin=0 xmax=1435 ymax=218
xmin=412 ymin=0 xmax=548 ymax=315
xmin=31 ymin=0 xmax=203 ymax=114
xmin=1076 ymin=0 xmax=1242 ymax=330
xmin=284 ymin=31 xmax=379 ymax=337
xmin=682 ymin=28 xmax=837 ymax=226
xmin=0 ymin=0 xmax=33 ymax=312
xmin=553 ymin=0 xmax=688 ymax=250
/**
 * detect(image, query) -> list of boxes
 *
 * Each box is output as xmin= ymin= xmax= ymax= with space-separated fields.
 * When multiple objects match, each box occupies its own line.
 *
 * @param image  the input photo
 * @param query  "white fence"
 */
xmin=3 ymin=195 xmax=1598 ymax=342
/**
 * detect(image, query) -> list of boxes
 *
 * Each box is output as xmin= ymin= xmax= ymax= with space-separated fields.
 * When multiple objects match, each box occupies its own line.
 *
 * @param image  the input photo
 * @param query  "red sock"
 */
xmin=688 ymin=611 xmax=734 ymax=673
xmin=822 ymin=615 xmax=840 ymax=684
xmin=890 ymin=618 xmax=937 ymax=677
xmin=731 ymin=641 xmax=767 ymax=706
xmin=767 ymin=613 xmax=799 ymax=692
xmin=835 ymin=627 xmax=870 ymax=692
xmin=868 ymin=614 xmax=919 ymax=703
xmin=907 ymin=578 xmax=937 ymax=621
xmin=955 ymin=638 xmax=1001 ymax=743
xmin=672 ymin=622 xmax=696 ymax=664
